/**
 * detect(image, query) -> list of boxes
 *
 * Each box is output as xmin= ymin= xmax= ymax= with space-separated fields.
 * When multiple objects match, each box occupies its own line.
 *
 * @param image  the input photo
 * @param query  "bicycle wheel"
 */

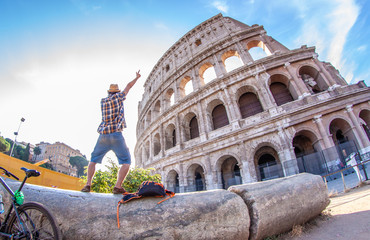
xmin=6 ymin=202 xmax=61 ymax=240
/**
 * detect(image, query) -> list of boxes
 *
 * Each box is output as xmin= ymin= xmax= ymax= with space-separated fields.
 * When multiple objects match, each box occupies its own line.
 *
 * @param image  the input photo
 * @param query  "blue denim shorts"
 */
xmin=90 ymin=132 xmax=131 ymax=165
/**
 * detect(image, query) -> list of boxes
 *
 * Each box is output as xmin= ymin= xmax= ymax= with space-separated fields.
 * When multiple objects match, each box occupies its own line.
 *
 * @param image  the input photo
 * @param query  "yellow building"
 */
xmin=44 ymin=142 xmax=83 ymax=177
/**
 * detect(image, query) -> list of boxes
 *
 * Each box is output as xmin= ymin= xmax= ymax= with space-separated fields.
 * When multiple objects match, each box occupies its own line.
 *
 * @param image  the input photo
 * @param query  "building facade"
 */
xmin=134 ymin=14 xmax=370 ymax=193
xmin=44 ymin=142 xmax=82 ymax=177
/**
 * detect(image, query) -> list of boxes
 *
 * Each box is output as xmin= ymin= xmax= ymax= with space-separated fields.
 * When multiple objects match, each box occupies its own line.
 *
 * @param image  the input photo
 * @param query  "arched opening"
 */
xmin=153 ymin=133 xmax=161 ymax=156
xmin=164 ymin=88 xmax=175 ymax=108
xmin=167 ymin=170 xmax=180 ymax=193
xmin=220 ymin=157 xmax=242 ymax=189
xmin=299 ymin=66 xmax=328 ymax=93
xmin=199 ymin=62 xmax=217 ymax=85
xmin=254 ymin=146 xmax=283 ymax=181
xmin=293 ymin=130 xmax=325 ymax=174
xmin=270 ymin=82 xmax=294 ymax=106
xmin=146 ymin=110 xmax=152 ymax=127
xmin=246 ymin=40 xmax=271 ymax=61
xmin=165 ymin=124 xmax=176 ymax=150
xmin=153 ymin=100 xmax=161 ymax=119
xmin=179 ymin=76 xmax=193 ymax=97
xmin=187 ymin=164 xmax=206 ymax=192
xmin=189 ymin=116 xmax=199 ymax=139
xmin=238 ymin=92 xmax=263 ymax=118
xmin=212 ymin=104 xmax=229 ymax=130
xmin=184 ymin=112 xmax=199 ymax=141
xmin=222 ymin=50 xmax=244 ymax=72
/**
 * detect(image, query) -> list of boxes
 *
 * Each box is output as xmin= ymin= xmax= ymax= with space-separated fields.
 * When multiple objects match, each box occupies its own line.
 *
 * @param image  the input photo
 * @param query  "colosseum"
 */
xmin=134 ymin=14 xmax=370 ymax=193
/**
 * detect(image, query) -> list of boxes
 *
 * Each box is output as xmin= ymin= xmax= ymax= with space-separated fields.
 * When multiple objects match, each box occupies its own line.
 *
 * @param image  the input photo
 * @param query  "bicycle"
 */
xmin=0 ymin=167 xmax=61 ymax=239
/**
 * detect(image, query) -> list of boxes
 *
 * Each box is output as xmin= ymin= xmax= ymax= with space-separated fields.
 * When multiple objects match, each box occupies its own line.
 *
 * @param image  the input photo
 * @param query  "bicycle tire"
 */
xmin=6 ymin=202 xmax=61 ymax=240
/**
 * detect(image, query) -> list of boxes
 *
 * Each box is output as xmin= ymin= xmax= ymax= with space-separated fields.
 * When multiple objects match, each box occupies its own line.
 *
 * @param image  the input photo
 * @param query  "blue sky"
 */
xmin=0 ymin=0 xmax=369 ymax=167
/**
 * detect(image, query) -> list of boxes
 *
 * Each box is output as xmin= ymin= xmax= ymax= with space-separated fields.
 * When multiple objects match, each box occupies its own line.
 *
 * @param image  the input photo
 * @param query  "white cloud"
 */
xmin=154 ymin=22 xmax=169 ymax=31
xmin=357 ymin=45 xmax=367 ymax=52
xmin=294 ymin=0 xmax=360 ymax=83
xmin=212 ymin=1 xmax=229 ymax=13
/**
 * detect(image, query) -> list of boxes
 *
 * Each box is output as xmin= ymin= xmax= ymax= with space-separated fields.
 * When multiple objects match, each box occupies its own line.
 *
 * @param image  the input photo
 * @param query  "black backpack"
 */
xmin=116 ymin=181 xmax=175 ymax=228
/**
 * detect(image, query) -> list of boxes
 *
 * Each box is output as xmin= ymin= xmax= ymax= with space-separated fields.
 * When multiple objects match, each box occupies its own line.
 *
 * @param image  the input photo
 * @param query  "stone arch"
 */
xmin=238 ymin=91 xmax=263 ymax=118
xmin=164 ymin=123 xmax=176 ymax=150
xmin=166 ymin=169 xmax=180 ymax=193
xmin=186 ymin=163 xmax=206 ymax=192
xmin=179 ymin=76 xmax=193 ymax=97
xmin=221 ymin=50 xmax=244 ymax=72
xmin=153 ymin=133 xmax=161 ymax=156
xmin=146 ymin=110 xmax=152 ymax=127
xmin=293 ymin=129 xmax=321 ymax=157
xmin=298 ymin=65 xmax=329 ymax=93
xmin=253 ymin=144 xmax=284 ymax=181
xmin=183 ymin=112 xmax=199 ymax=141
xmin=216 ymin=155 xmax=242 ymax=189
xmin=153 ymin=100 xmax=161 ymax=120
xmin=329 ymin=117 xmax=357 ymax=145
xmin=199 ymin=62 xmax=217 ymax=85
xmin=246 ymin=39 xmax=272 ymax=61
xmin=144 ymin=140 xmax=150 ymax=162
xmin=207 ymin=99 xmax=229 ymax=130
xmin=269 ymin=74 xmax=295 ymax=106
xmin=359 ymin=109 xmax=370 ymax=141
xmin=164 ymin=88 xmax=175 ymax=109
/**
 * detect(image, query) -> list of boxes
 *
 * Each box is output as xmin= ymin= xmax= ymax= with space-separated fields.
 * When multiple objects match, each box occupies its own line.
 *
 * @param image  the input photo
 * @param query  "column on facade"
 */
xmin=253 ymin=72 xmax=271 ymax=106
xmin=212 ymin=54 xmax=227 ymax=78
xmin=204 ymin=154 xmax=216 ymax=190
xmin=312 ymin=56 xmax=336 ymax=87
xmin=196 ymin=101 xmax=209 ymax=141
xmin=345 ymin=105 xmax=370 ymax=150
xmin=175 ymin=114 xmax=184 ymax=149
xmin=277 ymin=125 xmax=299 ymax=176
xmin=178 ymin=163 xmax=186 ymax=193
xmin=220 ymin=85 xmax=241 ymax=130
xmin=238 ymin=141 xmax=255 ymax=183
xmin=191 ymin=67 xmax=202 ymax=91
xmin=236 ymin=42 xmax=254 ymax=65
xmin=159 ymin=123 xmax=165 ymax=157
xmin=313 ymin=115 xmax=335 ymax=149
xmin=284 ymin=62 xmax=309 ymax=98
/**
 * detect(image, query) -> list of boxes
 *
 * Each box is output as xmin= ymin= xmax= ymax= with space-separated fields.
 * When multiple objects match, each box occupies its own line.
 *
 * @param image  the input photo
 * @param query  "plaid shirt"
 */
xmin=97 ymin=92 xmax=127 ymax=134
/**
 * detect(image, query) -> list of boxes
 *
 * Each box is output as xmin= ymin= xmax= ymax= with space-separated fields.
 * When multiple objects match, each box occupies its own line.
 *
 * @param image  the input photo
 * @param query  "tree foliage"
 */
xmin=0 ymin=137 xmax=10 ymax=153
xmin=81 ymin=158 xmax=162 ymax=193
xmin=69 ymin=156 xmax=89 ymax=177
xmin=33 ymin=146 xmax=41 ymax=158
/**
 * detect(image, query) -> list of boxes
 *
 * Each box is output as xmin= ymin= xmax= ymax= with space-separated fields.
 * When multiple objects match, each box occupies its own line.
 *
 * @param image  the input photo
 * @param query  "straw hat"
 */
xmin=108 ymin=84 xmax=120 ymax=93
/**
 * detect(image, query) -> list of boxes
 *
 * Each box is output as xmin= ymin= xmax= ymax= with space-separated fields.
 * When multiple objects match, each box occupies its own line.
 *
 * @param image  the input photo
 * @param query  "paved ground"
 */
xmin=278 ymin=181 xmax=370 ymax=240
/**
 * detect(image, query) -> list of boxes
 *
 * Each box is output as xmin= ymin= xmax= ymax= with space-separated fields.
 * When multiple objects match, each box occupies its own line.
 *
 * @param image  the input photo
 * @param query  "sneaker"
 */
xmin=81 ymin=185 xmax=91 ymax=192
xmin=113 ymin=187 xmax=127 ymax=194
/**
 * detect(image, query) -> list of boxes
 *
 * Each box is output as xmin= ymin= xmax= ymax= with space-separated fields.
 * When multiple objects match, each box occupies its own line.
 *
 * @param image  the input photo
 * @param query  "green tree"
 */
xmin=0 ymin=137 xmax=10 ymax=153
xmin=33 ymin=146 xmax=41 ymax=160
xmin=69 ymin=156 xmax=89 ymax=177
xmin=81 ymin=158 xmax=162 ymax=193
xmin=40 ymin=162 xmax=54 ymax=170
xmin=22 ymin=143 xmax=30 ymax=162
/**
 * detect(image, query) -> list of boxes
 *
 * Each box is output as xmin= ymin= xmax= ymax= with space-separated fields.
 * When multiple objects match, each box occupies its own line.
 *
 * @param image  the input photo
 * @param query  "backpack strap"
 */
xmin=157 ymin=190 xmax=175 ymax=204
xmin=117 ymin=193 xmax=142 ymax=228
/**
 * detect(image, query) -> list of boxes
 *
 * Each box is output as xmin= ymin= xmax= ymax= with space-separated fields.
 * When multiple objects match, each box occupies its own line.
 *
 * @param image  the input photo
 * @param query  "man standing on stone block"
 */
xmin=81 ymin=70 xmax=141 ymax=194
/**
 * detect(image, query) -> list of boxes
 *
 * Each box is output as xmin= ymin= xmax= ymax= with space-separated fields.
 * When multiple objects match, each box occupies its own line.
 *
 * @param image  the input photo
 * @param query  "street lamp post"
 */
xmin=9 ymin=117 xmax=25 ymax=157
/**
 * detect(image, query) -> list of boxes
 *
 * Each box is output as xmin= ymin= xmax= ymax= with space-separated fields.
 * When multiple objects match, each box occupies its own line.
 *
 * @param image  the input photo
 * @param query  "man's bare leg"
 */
xmin=85 ymin=162 xmax=97 ymax=186
xmin=114 ymin=164 xmax=130 ymax=189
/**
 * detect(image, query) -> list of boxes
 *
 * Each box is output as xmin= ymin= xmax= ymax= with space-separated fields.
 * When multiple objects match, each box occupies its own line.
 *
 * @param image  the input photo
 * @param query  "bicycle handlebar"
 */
xmin=0 ymin=167 xmax=19 ymax=180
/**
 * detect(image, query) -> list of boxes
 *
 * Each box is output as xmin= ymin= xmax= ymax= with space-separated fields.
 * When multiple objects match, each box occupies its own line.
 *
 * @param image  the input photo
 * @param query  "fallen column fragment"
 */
xmin=1 ymin=179 xmax=250 ymax=240
xmin=228 ymin=173 xmax=330 ymax=240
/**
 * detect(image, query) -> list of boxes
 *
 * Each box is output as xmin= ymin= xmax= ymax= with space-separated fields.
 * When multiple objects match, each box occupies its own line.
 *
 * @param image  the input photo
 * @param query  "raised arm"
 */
xmin=123 ymin=70 xmax=141 ymax=95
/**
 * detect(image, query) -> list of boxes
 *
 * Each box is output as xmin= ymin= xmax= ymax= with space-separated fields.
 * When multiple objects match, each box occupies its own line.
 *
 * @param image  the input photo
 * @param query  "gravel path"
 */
xmin=279 ymin=182 xmax=370 ymax=240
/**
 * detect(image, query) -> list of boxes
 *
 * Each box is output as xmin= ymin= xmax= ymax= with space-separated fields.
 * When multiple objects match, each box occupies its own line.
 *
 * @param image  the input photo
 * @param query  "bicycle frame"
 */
xmin=0 ymin=169 xmax=34 ymax=239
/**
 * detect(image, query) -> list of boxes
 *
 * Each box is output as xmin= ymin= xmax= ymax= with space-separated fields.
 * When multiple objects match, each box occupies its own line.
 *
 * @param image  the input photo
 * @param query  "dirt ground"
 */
xmin=277 ymin=181 xmax=370 ymax=240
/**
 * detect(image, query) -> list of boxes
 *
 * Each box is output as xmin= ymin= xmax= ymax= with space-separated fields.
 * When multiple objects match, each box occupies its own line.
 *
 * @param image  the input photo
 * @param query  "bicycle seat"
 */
xmin=21 ymin=167 xmax=41 ymax=178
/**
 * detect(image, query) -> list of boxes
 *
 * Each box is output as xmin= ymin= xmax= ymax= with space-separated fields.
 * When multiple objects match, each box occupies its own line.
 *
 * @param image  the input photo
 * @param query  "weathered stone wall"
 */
xmin=0 ymin=173 xmax=329 ymax=240
xmin=134 ymin=13 xmax=370 ymax=193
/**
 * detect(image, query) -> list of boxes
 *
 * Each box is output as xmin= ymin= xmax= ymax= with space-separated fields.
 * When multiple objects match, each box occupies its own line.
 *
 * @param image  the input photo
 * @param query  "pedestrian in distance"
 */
xmin=81 ymin=70 xmax=141 ymax=194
